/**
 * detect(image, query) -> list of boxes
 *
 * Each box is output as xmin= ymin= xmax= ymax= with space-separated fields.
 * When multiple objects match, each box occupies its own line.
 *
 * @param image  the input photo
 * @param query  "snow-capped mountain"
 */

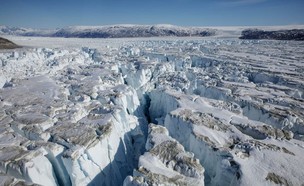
xmin=53 ymin=24 xmax=217 ymax=38
xmin=0 ymin=25 xmax=32 ymax=35
xmin=2 ymin=24 xmax=304 ymax=39
xmin=0 ymin=25 xmax=56 ymax=37
xmin=0 ymin=24 xmax=216 ymax=38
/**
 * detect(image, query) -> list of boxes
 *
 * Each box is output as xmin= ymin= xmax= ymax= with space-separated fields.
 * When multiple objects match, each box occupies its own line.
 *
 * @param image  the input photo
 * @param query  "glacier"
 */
xmin=124 ymin=124 xmax=204 ymax=186
xmin=0 ymin=35 xmax=304 ymax=186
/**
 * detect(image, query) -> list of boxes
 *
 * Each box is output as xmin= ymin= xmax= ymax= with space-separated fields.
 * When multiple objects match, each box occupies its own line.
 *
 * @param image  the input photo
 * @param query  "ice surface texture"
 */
xmin=0 ymin=37 xmax=304 ymax=186
xmin=124 ymin=124 xmax=204 ymax=186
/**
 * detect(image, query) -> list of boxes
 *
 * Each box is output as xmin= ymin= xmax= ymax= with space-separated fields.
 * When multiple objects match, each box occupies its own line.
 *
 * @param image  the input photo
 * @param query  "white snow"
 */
xmin=124 ymin=124 xmax=204 ymax=186
xmin=0 ymin=33 xmax=304 ymax=186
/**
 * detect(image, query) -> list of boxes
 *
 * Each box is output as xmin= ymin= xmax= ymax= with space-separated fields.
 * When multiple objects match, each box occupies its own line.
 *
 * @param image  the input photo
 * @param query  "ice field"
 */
xmin=0 ymin=35 xmax=304 ymax=186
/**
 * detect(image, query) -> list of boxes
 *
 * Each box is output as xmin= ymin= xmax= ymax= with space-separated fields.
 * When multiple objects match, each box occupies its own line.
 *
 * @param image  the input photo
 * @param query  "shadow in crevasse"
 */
xmin=88 ymin=124 xmax=146 ymax=186
xmin=88 ymin=92 xmax=150 ymax=186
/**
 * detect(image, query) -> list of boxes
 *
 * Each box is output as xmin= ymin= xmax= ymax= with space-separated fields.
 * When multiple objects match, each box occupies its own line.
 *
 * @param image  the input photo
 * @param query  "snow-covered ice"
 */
xmin=0 ymin=35 xmax=304 ymax=186
xmin=124 ymin=124 xmax=204 ymax=186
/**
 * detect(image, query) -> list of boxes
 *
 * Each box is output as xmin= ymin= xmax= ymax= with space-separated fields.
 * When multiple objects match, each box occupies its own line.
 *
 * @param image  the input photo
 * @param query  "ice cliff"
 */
xmin=124 ymin=124 xmax=204 ymax=186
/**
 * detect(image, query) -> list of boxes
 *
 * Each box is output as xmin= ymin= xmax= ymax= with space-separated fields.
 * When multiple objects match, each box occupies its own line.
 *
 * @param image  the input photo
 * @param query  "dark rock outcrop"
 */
xmin=240 ymin=29 xmax=304 ymax=40
xmin=0 ymin=37 xmax=20 ymax=49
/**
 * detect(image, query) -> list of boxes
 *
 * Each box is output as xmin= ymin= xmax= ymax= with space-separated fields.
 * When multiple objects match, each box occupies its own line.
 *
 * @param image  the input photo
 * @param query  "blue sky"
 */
xmin=0 ymin=0 xmax=303 ymax=28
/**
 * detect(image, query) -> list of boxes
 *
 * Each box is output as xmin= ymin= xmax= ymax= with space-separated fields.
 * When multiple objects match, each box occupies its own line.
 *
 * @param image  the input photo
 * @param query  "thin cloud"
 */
xmin=220 ymin=0 xmax=269 ymax=6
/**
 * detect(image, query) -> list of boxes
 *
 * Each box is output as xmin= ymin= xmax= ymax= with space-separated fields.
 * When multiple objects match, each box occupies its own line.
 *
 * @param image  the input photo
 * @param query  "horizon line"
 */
xmin=2 ymin=23 xmax=304 ymax=30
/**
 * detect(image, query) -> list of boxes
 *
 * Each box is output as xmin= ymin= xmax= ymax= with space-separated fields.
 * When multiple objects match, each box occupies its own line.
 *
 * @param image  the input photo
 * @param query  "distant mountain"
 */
xmin=2 ymin=24 xmax=304 ymax=40
xmin=0 ymin=25 xmax=56 ymax=37
xmin=53 ymin=24 xmax=216 ymax=38
xmin=0 ymin=25 xmax=29 ymax=35
xmin=0 ymin=37 xmax=20 ymax=49
xmin=0 ymin=24 xmax=216 ymax=38
xmin=240 ymin=29 xmax=304 ymax=41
